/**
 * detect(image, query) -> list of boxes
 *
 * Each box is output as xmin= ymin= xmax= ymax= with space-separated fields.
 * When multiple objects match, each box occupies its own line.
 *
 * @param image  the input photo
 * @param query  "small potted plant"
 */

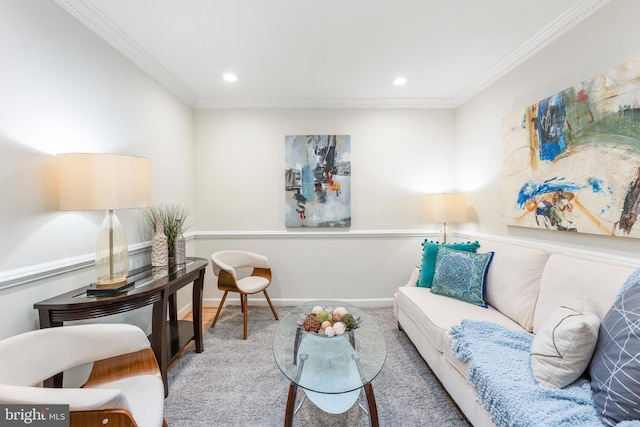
xmin=143 ymin=203 xmax=190 ymax=266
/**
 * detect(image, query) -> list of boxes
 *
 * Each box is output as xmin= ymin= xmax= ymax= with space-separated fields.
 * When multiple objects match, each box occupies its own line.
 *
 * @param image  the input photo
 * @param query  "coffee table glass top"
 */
xmin=273 ymin=301 xmax=386 ymax=395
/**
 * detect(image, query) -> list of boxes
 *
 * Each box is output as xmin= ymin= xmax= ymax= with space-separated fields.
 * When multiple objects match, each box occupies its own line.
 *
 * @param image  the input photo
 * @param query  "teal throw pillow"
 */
xmin=417 ymin=240 xmax=480 ymax=287
xmin=430 ymin=246 xmax=494 ymax=307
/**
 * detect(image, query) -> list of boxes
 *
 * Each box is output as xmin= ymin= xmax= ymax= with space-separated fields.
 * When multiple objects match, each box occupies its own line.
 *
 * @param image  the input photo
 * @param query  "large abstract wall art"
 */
xmin=502 ymin=55 xmax=640 ymax=239
xmin=285 ymin=135 xmax=351 ymax=227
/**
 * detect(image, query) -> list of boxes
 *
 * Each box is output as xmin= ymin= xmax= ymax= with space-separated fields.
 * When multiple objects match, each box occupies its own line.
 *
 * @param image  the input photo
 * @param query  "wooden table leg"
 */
xmin=284 ymin=382 xmax=298 ymax=427
xmin=364 ymin=383 xmax=379 ymax=427
xmin=152 ymin=293 xmax=169 ymax=397
xmin=193 ymin=272 xmax=204 ymax=353
xmin=168 ymin=293 xmax=178 ymax=322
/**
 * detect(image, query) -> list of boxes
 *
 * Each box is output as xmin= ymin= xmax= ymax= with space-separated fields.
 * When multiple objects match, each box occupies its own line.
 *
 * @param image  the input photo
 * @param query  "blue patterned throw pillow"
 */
xmin=417 ymin=240 xmax=480 ymax=287
xmin=589 ymin=278 xmax=640 ymax=426
xmin=430 ymin=246 xmax=494 ymax=307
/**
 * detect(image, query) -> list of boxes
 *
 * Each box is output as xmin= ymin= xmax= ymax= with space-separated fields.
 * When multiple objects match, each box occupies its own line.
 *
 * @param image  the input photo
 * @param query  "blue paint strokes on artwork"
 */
xmin=517 ymin=176 xmax=615 ymax=212
xmin=301 ymin=165 xmax=315 ymax=202
xmin=516 ymin=177 xmax=581 ymax=208
xmin=588 ymin=177 xmax=603 ymax=193
xmin=586 ymin=177 xmax=614 ymax=214
xmin=586 ymin=177 xmax=613 ymax=195
xmin=537 ymin=94 xmax=567 ymax=161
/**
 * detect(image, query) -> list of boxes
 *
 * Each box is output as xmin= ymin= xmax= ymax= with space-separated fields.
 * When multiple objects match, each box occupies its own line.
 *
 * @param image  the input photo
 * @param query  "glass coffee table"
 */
xmin=273 ymin=301 xmax=386 ymax=426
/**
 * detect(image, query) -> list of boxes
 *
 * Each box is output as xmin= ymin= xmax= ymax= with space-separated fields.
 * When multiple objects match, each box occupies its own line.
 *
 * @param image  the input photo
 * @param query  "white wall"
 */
xmin=3 ymin=0 xmax=640 ymax=339
xmin=192 ymin=1 xmax=640 ymax=305
xmin=456 ymin=0 xmax=640 ymax=261
xmin=0 ymin=1 xmax=195 ymax=338
xmin=193 ymin=108 xmax=457 ymax=302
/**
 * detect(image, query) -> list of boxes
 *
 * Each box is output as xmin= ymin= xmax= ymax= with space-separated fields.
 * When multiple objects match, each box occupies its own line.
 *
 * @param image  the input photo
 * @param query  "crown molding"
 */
xmin=193 ymin=97 xmax=456 ymax=109
xmin=55 ymin=0 xmax=610 ymax=109
xmin=451 ymin=0 xmax=611 ymax=106
xmin=54 ymin=0 xmax=198 ymax=106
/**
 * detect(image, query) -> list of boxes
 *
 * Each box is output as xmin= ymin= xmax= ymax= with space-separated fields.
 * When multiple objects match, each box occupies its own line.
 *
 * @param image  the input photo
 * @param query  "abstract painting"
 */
xmin=285 ymin=135 xmax=351 ymax=227
xmin=502 ymin=55 xmax=640 ymax=239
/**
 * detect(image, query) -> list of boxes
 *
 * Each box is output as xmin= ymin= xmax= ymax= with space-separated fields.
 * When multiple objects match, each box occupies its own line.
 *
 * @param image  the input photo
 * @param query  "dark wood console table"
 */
xmin=34 ymin=257 xmax=207 ymax=396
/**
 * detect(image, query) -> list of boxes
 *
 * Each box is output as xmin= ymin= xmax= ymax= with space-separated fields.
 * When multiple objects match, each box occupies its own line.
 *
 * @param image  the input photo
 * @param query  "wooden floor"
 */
xmin=168 ymin=306 xmax=219 ymax=370
xmin=181 ymin=306 xmax=218 ymax=329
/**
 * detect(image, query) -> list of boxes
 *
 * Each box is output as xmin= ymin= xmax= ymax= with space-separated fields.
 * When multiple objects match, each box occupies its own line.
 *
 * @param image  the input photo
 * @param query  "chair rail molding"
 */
xmin=5 ymin=228 xmax=639 ymax=290
xmin=196 ymin=229 xmax=433 ymax=239
xmin=0 ymin=230 xmax=434 ymax=290
xmin=0 ymin=242 xmax=152 ymax=291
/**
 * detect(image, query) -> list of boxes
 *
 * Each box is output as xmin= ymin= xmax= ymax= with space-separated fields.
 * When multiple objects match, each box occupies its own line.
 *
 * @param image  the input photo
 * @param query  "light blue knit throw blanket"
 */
xmin=449 ymin=319 xmax=640 ymax=427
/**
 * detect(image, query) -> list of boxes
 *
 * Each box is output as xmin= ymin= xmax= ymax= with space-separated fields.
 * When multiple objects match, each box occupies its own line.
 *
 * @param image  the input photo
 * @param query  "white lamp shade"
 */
xmin=56 ymin=153 xmax=152 ymax=286
xmin=423 ymin=193 xmax=467 ymax=223
xmin=56 ymin=153 xmax=151 ymax=211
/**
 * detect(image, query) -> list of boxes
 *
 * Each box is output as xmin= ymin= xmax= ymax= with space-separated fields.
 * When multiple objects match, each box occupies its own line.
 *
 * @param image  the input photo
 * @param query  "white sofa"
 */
xmin=394 ymin=236 xmax=638 ymax=427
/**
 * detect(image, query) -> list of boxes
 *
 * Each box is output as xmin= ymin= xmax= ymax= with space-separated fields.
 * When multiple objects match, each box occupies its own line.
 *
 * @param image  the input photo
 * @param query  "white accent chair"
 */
xmin=0 ymin=323 xmax=167 ymax=427
xmin=210 ymin=250 xmax=279 ymax=339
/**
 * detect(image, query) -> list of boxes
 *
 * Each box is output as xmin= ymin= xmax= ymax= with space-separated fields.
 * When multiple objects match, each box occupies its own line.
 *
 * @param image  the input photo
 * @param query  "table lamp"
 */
xmin=57 ymin=153 xmax=151 ymax=286
xmin=424 ymin=193 xmax=467 ymax=243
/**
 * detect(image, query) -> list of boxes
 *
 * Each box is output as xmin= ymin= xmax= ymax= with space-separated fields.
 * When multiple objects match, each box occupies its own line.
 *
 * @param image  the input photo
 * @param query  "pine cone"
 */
xmin=302 ymin=314 xmax=320 ymax=332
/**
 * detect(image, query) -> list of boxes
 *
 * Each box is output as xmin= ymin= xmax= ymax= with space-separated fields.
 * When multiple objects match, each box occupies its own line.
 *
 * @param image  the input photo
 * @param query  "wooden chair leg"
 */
xmin=264 ymin=289 xmax=279 ymax=320
xmin=211 ymin=291 xmax=228 ymax=328
xmin=242 ymin=293 xmax=248 ymax=340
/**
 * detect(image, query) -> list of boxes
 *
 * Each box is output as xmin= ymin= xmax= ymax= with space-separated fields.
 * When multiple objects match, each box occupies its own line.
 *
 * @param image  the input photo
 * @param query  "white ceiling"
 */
xmin=55 ymin=0 xmax=609 ymax=108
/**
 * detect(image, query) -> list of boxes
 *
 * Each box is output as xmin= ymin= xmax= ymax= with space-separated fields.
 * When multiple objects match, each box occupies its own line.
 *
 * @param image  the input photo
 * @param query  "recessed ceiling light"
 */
xmin=223 ymin=73 xmax=237 ymax=82
xmin=393 ymin=77 xmax=408 ymax=86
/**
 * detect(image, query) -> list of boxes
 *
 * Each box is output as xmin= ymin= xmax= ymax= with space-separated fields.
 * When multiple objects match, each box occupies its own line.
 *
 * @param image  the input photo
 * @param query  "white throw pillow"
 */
xmin=530 ymin=297 xmax=600 ymax=388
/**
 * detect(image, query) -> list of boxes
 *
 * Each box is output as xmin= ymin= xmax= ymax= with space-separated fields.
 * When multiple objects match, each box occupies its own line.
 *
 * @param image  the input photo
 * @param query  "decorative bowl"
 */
xmin=296 ymin=305 xmax=360 ymax=338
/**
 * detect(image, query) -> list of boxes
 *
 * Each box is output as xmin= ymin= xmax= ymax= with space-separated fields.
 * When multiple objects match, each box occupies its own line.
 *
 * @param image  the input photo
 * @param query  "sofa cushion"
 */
xmin=532 ymin=254 xmax=636 ymax=334
xmin=431 ymin=247 xmax=494 ymax=307
xmin=417 ymin=240 xmax=480 ymax=287
xmin=590 ymin=278 xmax=640 ymax=426
xmin=530 ymin=297 xmax=600 ymax=388
xmin=480 ymin=239 xmax=549 ymax=332
xmin=395 ymin=286 xmax=523 ymax=354
xmin=443 ymin=331 xmax=471 ymax=380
